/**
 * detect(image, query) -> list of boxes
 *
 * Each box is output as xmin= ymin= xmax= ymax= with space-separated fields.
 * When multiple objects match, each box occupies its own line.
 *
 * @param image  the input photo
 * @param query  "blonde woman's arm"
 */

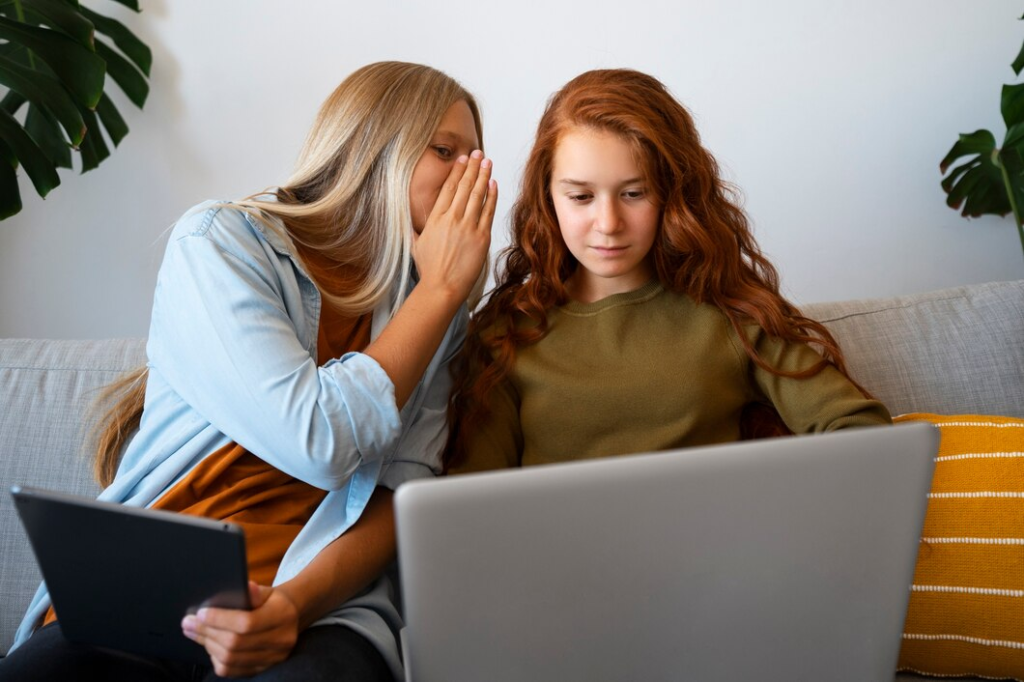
xmin=147 ymin=154 xmax=493 ymax=492
xmin=365 ymin=151 xmax=496 ymax=409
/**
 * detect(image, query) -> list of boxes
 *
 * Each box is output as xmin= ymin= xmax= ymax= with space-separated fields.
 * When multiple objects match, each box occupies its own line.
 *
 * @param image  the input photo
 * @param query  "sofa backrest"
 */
xmin=803 ymin=279 xmax=1024 ymax=419
xmin=0 ymin=338 xmax=146 ymax=653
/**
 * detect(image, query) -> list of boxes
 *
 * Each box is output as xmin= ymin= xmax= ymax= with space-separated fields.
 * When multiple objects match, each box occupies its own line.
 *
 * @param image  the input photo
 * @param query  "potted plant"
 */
xmin=939 ymin=15 xmax=1024 ymax=264
xmin=0 ymin=0 xmax=151 ymax=220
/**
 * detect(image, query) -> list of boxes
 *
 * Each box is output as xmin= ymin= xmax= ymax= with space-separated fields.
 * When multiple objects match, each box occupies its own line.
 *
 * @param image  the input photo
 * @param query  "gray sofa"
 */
xmin=2 ymin=279 xmax=1022 ymax=681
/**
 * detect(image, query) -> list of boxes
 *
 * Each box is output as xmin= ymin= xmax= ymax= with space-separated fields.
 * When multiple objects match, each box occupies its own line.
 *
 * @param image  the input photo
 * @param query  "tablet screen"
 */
xmin=12 ymin=485 xmax=250 ymax=663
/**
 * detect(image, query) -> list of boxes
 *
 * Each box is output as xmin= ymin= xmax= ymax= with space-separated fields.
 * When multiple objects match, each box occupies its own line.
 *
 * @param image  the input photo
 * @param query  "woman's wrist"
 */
xmin=411 ymin=275 xmax=468 ymax=313
xmin=274 ymin=580 xmax=317 ymax=630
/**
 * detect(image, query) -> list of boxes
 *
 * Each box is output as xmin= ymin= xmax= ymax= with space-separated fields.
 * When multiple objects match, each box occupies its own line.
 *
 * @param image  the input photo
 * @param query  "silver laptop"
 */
xmin=395 ymin=422 xmax=938 ymax=682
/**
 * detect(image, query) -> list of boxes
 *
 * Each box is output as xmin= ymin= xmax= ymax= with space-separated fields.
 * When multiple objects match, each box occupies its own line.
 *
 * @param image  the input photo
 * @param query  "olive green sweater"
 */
xmin=453 ymin=280 xmax=891 ymax=474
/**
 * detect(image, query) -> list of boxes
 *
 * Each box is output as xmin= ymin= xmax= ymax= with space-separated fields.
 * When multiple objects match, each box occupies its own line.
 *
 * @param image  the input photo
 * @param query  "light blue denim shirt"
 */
xmin=13 ymin=200 xmax=465 ymax=680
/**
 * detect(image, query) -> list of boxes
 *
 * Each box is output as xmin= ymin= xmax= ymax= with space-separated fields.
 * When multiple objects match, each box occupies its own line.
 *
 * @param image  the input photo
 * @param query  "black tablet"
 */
xmin=10 ymin=485 xmax=250 ymax=664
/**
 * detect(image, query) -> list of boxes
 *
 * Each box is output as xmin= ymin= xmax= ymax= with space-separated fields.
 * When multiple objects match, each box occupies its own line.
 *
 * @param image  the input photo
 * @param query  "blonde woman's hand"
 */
xmin=181 ymin=581 xmax=299 ymax=677
xmin=413 ymin=150 xmax=497 ymax=303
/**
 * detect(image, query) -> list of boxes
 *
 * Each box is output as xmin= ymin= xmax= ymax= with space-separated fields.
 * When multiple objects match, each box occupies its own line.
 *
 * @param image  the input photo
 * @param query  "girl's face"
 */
xmin=549 ymin=127 xmax=659 ymax=303
xmin=409 ymin=100 xmax=480 ymax=234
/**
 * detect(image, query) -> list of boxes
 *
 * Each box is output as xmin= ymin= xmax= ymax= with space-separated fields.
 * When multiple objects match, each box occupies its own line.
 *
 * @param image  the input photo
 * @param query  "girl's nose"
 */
xmin=594 ymin=199 xmax=622 ymax=234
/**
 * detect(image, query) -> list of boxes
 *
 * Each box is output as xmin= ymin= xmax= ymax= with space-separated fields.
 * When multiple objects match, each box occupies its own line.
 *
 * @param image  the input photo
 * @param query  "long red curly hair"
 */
xmin=446 ymin=69 xmax=861 ymax=469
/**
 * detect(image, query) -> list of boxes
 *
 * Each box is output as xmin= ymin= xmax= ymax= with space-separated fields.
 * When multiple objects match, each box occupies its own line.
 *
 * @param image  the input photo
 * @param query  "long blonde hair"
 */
xmin=94 ymin=62 xmax=482 ymax=486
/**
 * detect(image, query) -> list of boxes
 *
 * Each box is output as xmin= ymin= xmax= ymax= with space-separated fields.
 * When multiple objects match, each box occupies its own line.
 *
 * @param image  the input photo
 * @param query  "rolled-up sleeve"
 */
xmin=148 ymin=206 xmax=402 ymax=490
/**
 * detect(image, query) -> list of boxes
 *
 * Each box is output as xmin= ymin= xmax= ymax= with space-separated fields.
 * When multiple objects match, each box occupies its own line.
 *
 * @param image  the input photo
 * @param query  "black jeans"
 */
xmin=0 ymin=622 xmax=392 ymax=682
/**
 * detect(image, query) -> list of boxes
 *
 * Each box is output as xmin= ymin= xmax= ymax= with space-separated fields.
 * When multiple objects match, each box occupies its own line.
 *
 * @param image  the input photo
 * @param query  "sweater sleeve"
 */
xmin=448 ymin=374 xmax=524 ymax=474
xmin=744 ymin=328 xmax=892 ymax=433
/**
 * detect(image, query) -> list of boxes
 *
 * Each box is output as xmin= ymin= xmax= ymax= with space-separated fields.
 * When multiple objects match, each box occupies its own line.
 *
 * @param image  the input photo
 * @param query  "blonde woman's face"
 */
xmin=409 ymin=100 xmax=480 ymax=233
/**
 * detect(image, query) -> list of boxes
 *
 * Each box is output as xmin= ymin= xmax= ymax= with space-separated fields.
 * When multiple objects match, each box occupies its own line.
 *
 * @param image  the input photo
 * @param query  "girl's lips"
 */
xmin=591 ymin=245 xmax=628 ymax=255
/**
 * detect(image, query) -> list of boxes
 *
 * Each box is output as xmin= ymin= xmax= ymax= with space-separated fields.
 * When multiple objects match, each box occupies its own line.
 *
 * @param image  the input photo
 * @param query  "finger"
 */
xmin=427 ymin=155 xmax=469 ymax=221
xmin=183 ymin=618 xmax=290 ymax=678
xmin=196 ymin=605 xmax=274 ymax=636
xmin=249 ymin=581 xmax=272 ymax=609
xmin=191 ymin=622 xmax=292 ymax=671
xmin=213 ymin=661 xmax=258 ymax=679
xmin=210 ymin=652 xmax=273 ymax=680
xmin=477 ymin=178 xmax=499 ymax=232
xmin=203 ymin=632 xmax=290 ymax=667
xmin=450 ymin=150 xmax=484 ymax=219
xmin=463 ymin=157 xmax=493 ymax=224
xmin=194 ymin=619 xmax=294 ymax=661
xmin=213 ymin=662 xmax=263 ymax=679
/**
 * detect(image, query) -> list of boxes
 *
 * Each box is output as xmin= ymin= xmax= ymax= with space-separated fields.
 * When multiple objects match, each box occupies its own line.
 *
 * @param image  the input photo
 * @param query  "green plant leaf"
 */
xmin=940 ymin=159 xmax=974 ymax=193
xmin=1005 ymin=121 xmax=1024 ymax=149
xmin=939 ymin=129 xmax=996 ymax=173
xmin=77 ymin=104 xmax=109 ymax=172
xmin=940 ymin=129 xmax=1011 ymax=217
xmin=0 ymin=15 xmax=105 ymax=108
xmin=962 ymin=164 xmax=1011 ymax=217
xmin=96 ymin=92 xmax=127 ymax=147
xmin=0 ymin=54 xmax=86 ymax=144
xmin=109 ymin=0 xmax=141 ymax=11
xmin=80 ymin=6 xmax=150 ymax=76
xmin=945 ymin=164 xmax=985 ymax=209
xmin=1000 ymin=121 xmax=1024 ymax=256
xmin=999 ymin=124 xmax=1024 ymax=204
xmin=1001 ymin=82 xmax=1024 ymax=128
xmin=0 ymin=41 xmax=25 ymax=59
xmin=998 ymin=145 xmax=1024 ymax=216
xmin=0 ymin=134 xmax=16 ymax=166
xmin=26 ymin=102 xmax=73 ymax=167
xmin=95 ymin=39 xmax=147 ymax=108
xmin=0 ymin=1 xmax=151 ymax=219
xmin=1 ymin=89 xmax=27 ymax=114
xmin=22 ymin=0 xmax=95 ymax=49
xmin=0 ymin=140 xmax=24 ymax=219
xmin=1013 ymin=38 xmax=1024 ymax=76
xmin=0 ymin=106 xmax=60 ymax=196
xmin=947 ymin=162 xmax=1011 ymax=217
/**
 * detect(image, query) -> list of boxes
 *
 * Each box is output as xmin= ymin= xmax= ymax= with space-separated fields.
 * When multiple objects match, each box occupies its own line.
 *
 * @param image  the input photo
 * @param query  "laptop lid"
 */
xmin=10 ymin=485 xmax=250 ymax=664
xmin=395 ymin=422 xmax=938 ymax=682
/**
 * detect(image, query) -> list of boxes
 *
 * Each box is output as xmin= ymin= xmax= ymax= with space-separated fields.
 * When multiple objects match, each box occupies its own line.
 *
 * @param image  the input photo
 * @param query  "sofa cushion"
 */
xmin=803 ymin=280 xmax=1024 ymax=419
xmin=0 ymin=338 xmax=146 ymax=654
xmin=894 ymin=413 xmax=1024 ymax=681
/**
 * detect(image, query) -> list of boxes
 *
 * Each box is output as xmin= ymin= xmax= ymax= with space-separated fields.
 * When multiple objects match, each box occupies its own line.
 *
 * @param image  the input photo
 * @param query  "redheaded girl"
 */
xmin=447 ymin=68 xmax=889 ymax=475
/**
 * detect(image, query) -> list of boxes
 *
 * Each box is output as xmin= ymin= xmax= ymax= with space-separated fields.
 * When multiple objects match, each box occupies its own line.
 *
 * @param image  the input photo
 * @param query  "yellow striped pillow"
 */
xmin=894 ymin=413 xmax=1024 ymax=681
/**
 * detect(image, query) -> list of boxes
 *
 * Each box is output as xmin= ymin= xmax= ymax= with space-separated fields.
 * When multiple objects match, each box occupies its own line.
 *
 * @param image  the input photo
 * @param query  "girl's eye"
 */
xmin=623 ymin=189 xmax=646 ymax=200
xmin=568 ymin=193 xmax=592 ymax=203
xmin=434 ymin=146 xmax=454 ymax=160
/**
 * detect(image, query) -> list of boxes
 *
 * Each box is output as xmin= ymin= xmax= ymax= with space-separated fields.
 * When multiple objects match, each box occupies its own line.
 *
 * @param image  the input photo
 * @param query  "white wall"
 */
xmin=2 ymin=0 xmax=1021 ymax=339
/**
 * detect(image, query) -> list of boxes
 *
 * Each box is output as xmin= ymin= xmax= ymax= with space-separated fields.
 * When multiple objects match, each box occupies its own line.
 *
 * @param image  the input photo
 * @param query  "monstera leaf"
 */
xmin=0 ymin=0 xmax=151 ymax=220
xmin=940 ymin=17 xmax=1024 ymax=262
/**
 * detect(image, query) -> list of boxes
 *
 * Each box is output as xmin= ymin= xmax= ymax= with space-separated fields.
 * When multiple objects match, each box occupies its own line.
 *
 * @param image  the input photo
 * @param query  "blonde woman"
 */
xmin=3 ymin=62 xmax=496 ymax=682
